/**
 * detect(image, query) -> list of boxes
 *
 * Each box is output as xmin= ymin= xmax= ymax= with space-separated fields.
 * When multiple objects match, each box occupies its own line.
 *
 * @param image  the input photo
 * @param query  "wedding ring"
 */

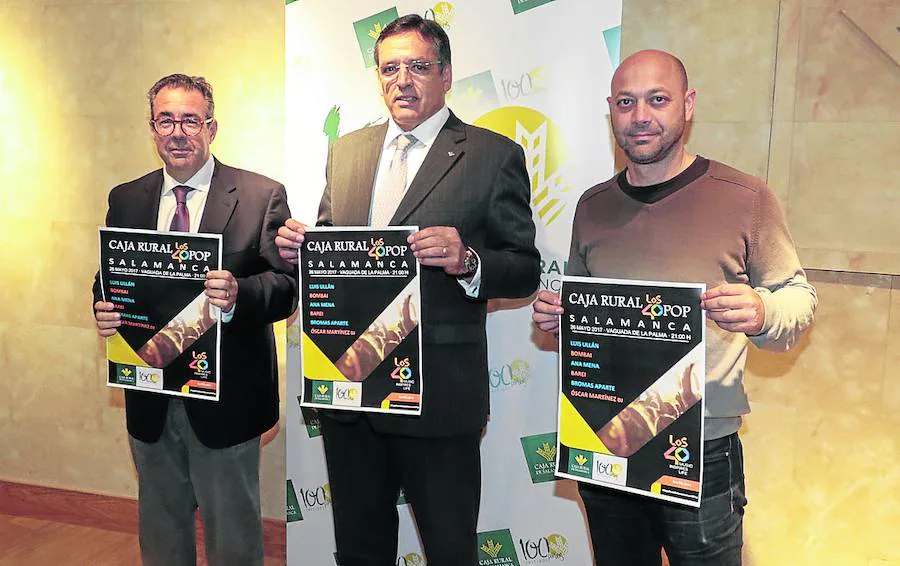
xmin=442 ymin=247 xmax=447 ymax=257
xmin=225 ymin=290 xmax=230 ymax=299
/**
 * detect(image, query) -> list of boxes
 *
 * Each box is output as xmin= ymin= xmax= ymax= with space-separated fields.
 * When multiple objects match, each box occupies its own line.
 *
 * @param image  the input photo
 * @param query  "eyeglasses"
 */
xmin=378 ymin=60 xmax=442 ymax=78
xmin=150 ymin=117 xmax=213 ymax=136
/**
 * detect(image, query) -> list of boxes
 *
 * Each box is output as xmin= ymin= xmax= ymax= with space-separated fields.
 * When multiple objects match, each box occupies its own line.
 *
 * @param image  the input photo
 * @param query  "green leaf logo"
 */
xmin=480 ymin=538 xmax=502 ymax=558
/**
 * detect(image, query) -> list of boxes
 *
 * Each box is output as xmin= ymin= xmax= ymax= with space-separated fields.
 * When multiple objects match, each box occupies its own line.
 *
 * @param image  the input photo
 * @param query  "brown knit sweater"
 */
xmin=567 ymin=158 xmax=817 ymax=439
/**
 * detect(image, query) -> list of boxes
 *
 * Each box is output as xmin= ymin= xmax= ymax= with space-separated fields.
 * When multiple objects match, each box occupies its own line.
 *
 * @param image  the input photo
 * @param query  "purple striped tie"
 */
xmin=169 ymin=185 xmax=192 ymax=232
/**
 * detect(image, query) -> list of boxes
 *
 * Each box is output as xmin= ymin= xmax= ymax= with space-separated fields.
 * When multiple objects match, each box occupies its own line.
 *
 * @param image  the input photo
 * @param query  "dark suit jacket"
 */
xmin=317 ymin=112 xmax=540 ymax=437
xmin=93 ymin=159 xmax=297 ymax=449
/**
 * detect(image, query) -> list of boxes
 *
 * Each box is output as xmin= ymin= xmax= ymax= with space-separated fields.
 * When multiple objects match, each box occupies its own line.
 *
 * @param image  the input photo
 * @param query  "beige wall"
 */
xmin=0 ymin=0 xmax=287 ymax=519
xmin=1 ymin=0 xmax=897 ymax=562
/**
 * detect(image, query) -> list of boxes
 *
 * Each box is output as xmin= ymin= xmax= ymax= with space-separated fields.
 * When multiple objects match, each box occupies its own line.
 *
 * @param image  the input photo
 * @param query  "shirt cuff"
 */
xmin=457 ymin=250 xmax=482 ymax=298
xmin=221 ymin=304 xmax=236 ymax=323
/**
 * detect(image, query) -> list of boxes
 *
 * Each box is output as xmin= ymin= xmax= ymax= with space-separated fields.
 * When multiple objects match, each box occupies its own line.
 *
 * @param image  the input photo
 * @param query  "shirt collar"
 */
xmin=162 ymin=155 xmax=215 ymax=195
xmin=383 ymin=106 xmax=450 ymax=151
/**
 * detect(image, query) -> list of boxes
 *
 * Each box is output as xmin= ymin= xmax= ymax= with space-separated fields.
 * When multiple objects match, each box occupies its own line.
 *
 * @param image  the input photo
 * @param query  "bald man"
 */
xmin=533 ymin=50 xmax=816 ymax=565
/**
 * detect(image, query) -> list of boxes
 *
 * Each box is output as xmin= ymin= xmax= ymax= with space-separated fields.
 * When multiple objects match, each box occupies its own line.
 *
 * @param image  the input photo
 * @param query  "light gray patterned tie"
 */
xmin=371 ymin=133 xmax=417 ymax=227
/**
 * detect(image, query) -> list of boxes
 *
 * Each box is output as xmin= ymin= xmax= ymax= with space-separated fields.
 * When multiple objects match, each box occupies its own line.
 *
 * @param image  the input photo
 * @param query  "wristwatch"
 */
xmin=462 ymin=247 xmax=479 ymax=276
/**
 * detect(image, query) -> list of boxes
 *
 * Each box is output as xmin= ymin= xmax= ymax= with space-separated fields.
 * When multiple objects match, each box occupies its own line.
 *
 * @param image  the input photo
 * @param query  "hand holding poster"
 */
xmin=556 ymin=276 xmax=706 ymax=506
xmin=99 ymin=227 xmax=222 ymax=400
xmin=299 ymin=227 xmax=423 ymax=415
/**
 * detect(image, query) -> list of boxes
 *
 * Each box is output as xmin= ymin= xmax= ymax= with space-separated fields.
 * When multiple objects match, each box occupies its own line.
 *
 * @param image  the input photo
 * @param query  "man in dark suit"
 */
xmin=92 ymin=74 xmax=296 ymax=566
xmin=276 ymin=15 xmax=540 ymax=566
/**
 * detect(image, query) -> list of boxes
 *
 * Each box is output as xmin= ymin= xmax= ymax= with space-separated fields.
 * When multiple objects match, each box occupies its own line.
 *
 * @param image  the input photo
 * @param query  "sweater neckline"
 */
xmin=617 ymin=156 xmax=710 ymax=205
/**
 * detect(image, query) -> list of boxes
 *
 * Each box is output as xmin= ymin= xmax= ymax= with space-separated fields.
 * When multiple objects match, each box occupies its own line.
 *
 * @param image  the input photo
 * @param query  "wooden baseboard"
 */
xmin=0 ymin=480 xmax=285 ymax=559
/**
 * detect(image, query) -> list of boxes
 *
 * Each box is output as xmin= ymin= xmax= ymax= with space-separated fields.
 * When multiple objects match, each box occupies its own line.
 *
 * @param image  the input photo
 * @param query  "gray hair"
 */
xmin=147 ymin=74 xmax=215 ymax=118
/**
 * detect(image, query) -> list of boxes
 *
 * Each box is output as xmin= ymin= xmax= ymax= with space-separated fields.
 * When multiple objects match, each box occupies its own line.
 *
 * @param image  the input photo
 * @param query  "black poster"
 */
xmin=299 ymin=227 xmax=422 ymax=415
xmin=556 ymin=276 xmax=706 ymax=507
xmin=99 ymin=227 xmax=221 ymax=400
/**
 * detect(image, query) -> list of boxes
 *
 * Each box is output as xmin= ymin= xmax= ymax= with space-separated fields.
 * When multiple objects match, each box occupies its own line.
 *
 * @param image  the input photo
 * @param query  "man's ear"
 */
xmin=684 ymin=89 xmax=696 ymax=122
xmin=208 ymin=119 xmax=218 ymax=142
xmin=441 ymin=63 xmax=453 ymax=93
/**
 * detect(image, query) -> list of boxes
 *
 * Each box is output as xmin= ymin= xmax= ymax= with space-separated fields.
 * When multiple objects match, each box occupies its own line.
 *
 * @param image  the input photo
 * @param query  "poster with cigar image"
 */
xmin=298 ymin=227 xmax=422 ymax=415
xmin=556 ymin=276 xmax=706 ymax=507
xmin=99 ymin=227 xmax=222 ymax=400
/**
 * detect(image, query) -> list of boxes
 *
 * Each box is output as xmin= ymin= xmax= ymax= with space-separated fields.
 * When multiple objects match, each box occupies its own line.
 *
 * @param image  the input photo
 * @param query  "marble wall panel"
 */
xmin=785 ymin=408 xmax=900 ymax=562
xmin=0 ymin=325 xmax=10 ymax=423
xmin=44 ymin=0 xmax=186 ymax=5
xmin=746 ymin=270 xmax=890 ymax=415
xmin=29 ymin=221 xmax=102 ymax=330
xmin=717 ymin=347 xmax=900 ymax=566
xmin=621 ymin=0 xmax=780 ymax=123
xmin=772 ymin=0 xmax=802 ymax=122
xmin=139 ymin=1 xmax=253 ymax=95
xmin=771 ymin=0 xmax=900 ymax=274
xmin=0 ymin=3 xmax=51 ymax=113
xmin=0 ymin=218 xmax=50 ymax=326
xmin=788 ymin=122 xmax=900 ymax=256
xmin=4 ymin=326 xmax=104 ymax=429
xmin=215 ymin=117 xmax=286 ymax=185
xmin=685 ymin=121 xmax=772 ymax=181
xmin=741 ymin=403 xmax=803 ymax=565
xmin=799 ymin=249 xmax=900 ymax=276
xmin=765 ymin=120 xmax=795 ymax=207
xmin=743 ymin=268 xmax=900 ymax=562
xmin=42 ymin=4 xmax=146 ymax=118
xmin=804 ymin=0 xmax=896 ymax=6
xmin=882 ymin=277 xmax=900 ymax=416
xmin=240 ymin=0 xmax=286 ymax=122
xmin=795 ymin=4 xmax=900 ymax=122
xmin=2 ymin=420 xmax=136 ymax=497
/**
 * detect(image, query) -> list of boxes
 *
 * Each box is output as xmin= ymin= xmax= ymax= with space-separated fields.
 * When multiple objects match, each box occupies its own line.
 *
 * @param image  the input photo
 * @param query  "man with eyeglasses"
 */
xmin=276 ymin=14 xmax=539 ymax=566
xmin=92 ymin=74 xmax=296 ymax=566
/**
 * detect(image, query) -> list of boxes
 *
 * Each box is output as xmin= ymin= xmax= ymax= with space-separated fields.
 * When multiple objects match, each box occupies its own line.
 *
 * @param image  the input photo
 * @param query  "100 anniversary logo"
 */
xmin=518 ymin=533 xmax=568 ymax=562
xmin=489 ymin=359 xmax=531 ymax=391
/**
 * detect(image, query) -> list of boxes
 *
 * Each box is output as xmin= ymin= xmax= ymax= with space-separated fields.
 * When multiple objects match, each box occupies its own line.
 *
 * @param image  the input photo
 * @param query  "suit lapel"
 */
xmin=198 ymin=159 xmax=237 ymax=234
xmin=138 ymin=172 xmax=164 ymax=230
xmin=392 ymin=113 xmax=465 ymax=225
xmin=344 ymin=124 xmax=388 ymax=226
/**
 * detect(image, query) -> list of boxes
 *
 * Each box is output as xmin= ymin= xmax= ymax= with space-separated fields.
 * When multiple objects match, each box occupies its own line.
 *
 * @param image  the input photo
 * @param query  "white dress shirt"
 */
xmin=157 ymin=156 xmax=234 ymax=320
xmin=157 ymin=155 xmax=215 ymax=232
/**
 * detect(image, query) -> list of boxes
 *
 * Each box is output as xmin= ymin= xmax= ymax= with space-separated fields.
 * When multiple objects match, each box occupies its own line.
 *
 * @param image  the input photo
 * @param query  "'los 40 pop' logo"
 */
xmin=189 ymin=351 xmax=211 ymax=377
xmin=391 ymin=357 xmax=413 ymax=382
xmin=367 ymin=237 xmax=409 ymax=260
xmin=170 ymin=242 xmax=213 ymax=263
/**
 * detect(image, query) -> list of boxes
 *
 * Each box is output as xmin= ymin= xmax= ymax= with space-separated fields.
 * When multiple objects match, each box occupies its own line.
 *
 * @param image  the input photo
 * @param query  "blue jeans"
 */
xmin=579 ymin=433 xmax=747 ymax=566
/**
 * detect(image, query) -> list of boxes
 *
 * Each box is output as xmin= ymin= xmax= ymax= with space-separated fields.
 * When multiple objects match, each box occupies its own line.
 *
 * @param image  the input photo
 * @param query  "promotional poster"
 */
xmin=299 ymin=227 xmax=423 ymax=415
xmin=556 ymin=276 xmax=706 ymax=507
xmin=98 ymin=227 xmax=222 ymax=400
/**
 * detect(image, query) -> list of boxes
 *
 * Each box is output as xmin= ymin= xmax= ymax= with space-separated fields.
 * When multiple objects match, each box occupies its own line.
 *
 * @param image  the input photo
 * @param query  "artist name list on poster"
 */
xmin=306 ymin=281 xmax=353 ymax=336
xmin=567 ymin=338 xmax=624 ymax=404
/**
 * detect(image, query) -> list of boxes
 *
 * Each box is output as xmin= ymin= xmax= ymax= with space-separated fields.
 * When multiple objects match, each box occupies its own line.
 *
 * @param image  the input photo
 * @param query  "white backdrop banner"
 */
xmin=284 ymin=1 xmax=621 ymax=564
